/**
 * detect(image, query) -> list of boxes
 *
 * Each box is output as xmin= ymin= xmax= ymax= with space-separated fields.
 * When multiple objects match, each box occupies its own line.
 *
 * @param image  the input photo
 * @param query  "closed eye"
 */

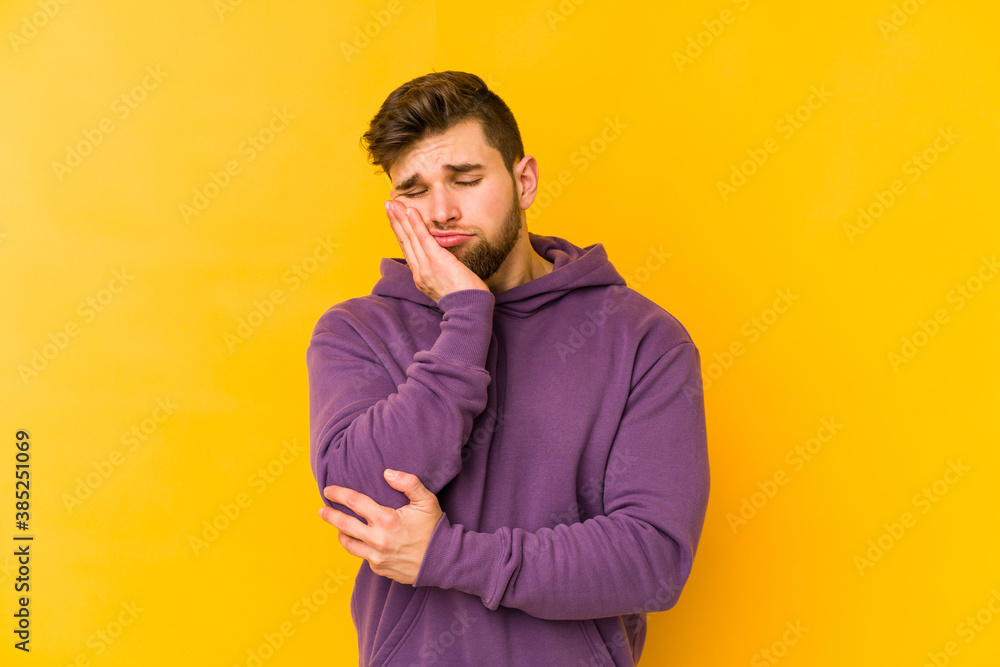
xmin=399 ymin=179 xmax=482 ymax=198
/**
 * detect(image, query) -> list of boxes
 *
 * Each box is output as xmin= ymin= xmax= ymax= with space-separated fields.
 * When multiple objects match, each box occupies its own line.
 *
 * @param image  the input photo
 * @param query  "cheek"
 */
xmin=410 ymin=202 xmax=432 ymax=223
xmin=472 ymin=187 xmax=508 ymax=218
xmin=394 ymin=199 xmax=432 ymax=226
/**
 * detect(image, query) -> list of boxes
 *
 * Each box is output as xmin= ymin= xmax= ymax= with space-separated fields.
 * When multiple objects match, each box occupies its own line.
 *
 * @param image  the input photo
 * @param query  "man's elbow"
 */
xmin=311 ymin=430 xmax=370 ymax=514
xmin=642 ymin=538 xmax=696 ymax=613
xmin=311 ymin=429 xmax=345 ymax=491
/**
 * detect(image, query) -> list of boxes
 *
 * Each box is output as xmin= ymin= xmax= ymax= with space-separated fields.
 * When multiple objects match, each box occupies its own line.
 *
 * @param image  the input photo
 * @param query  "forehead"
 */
xmin=390 ymin=120 xmax=500 ymax=183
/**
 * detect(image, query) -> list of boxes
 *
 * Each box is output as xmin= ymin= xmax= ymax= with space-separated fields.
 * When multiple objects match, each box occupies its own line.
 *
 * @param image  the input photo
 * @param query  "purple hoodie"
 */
xmin=307 ymin=232 xmax=710 ymax=666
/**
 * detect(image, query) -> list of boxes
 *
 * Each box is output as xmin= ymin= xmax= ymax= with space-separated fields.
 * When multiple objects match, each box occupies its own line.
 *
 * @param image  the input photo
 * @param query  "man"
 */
xmin=308 ymin=70 xmax=710 ymax=666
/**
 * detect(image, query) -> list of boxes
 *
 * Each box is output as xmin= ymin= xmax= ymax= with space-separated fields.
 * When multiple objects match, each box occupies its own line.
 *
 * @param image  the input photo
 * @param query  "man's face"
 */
xmin=388 ymin=120 xmax=523 ymax=281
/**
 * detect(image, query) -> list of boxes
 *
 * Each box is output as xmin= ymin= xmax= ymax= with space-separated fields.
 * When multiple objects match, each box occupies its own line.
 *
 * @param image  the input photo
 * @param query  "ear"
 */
xmin=512 ymin=155 xmax=538 ymax=210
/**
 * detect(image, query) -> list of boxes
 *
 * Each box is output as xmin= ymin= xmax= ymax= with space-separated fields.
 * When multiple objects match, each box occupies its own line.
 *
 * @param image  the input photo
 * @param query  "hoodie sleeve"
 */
xmin=308 ymin=288 xmax=495 ymax=519
xmin=412 ymin=340 xmax=710 ymax=621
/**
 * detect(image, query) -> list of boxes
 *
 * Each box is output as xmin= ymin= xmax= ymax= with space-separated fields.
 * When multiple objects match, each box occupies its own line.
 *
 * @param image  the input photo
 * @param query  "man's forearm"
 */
xmin=308 ymin=288 xmax=496 ymax=517
xmin=412 ymin=510 xmax=703 ymax=621
xmin=413 ymin=341 xmax=711 ymax=620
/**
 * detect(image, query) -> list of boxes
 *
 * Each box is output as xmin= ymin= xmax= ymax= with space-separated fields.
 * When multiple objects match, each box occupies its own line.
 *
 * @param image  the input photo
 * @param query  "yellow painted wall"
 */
xmin=2 ymin=0 xmax=998 ymax=664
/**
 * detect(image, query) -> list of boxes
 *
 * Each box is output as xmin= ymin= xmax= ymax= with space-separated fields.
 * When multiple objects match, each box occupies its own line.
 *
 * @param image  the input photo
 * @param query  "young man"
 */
xmin=308 ymin=70 xmax=710 ymax=666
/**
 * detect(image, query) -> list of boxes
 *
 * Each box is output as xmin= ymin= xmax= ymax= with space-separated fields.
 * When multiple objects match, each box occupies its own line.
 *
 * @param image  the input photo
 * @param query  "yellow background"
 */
xmin=2 ymin=0 xmax=998 ymax=664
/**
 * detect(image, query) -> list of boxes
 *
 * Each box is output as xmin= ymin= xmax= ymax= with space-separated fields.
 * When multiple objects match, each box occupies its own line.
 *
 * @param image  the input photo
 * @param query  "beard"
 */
xmin=452 ymin=184 xmax=523 ymax=281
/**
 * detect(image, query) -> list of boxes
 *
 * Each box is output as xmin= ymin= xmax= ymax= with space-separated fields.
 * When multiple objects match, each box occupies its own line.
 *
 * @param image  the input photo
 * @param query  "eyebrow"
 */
xmin=394 ymin=163 xmax=485 ymax=191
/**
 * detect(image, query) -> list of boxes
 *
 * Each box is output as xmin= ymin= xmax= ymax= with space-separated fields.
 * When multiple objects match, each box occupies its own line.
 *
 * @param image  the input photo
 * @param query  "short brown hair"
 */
xmin=361 ymin=70 xmax=525 ymax=180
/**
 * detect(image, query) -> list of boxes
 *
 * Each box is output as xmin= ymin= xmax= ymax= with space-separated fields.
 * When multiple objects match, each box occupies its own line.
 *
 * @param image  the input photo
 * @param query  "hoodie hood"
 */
xmin=371 ymin=232 xmax=627 ymax=318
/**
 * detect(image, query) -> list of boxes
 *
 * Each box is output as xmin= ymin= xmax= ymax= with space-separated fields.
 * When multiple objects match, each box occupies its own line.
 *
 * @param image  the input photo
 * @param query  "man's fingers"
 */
xmin=405 ymin=205 xmax=444 ymax=262
xmin=387 ymin=202 xmax=415 ymax=263
xmin=398 ymin=204 xmax=432 ymax=268
xmin=387 ymin=200 xmax=438 ymax=266
xmin=323 ymin=485 xmax=383 ymax=525
xmin=387 ymin=201 xmax=432 ymax=282
xmin=337 ymin=529 xmax=376 ymax=563
xmin=384 ymin=469 xmax=435 ymax=507
xmin=319 ymin=504 xmax=376 ymax=543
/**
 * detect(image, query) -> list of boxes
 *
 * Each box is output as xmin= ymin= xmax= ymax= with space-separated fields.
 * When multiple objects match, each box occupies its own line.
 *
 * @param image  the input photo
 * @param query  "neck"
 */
xmin=485 ymin=230 xmax=554 ymax=295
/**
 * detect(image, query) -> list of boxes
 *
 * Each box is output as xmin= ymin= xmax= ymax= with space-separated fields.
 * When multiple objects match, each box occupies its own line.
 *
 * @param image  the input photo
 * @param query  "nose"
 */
xmin=427 ymin=184 xmax=460 ymax=228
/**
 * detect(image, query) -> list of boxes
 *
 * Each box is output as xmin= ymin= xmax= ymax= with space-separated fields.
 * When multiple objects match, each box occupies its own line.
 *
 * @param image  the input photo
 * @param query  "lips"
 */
xmin=429 ymin=230 xmax=473 ymax=238
xmin=433 ymin=234 xmax=473 ymax=248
